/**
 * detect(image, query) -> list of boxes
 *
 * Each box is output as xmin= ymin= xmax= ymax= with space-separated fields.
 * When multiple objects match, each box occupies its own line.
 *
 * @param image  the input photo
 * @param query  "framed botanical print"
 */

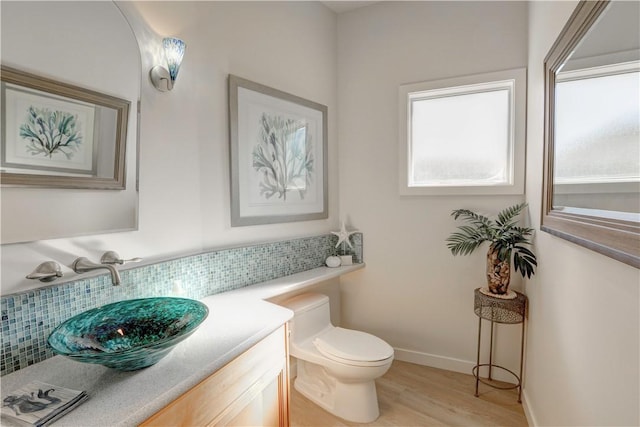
xmin=229 ymin=75 xmax=328 ymax=226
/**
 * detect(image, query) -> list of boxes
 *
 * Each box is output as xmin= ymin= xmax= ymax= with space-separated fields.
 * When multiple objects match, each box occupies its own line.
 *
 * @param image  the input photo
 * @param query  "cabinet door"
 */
xmin=141 ymin=325 xmax=289 ymax=427
xmin=223 ymin=370 xmax=283 ymax=426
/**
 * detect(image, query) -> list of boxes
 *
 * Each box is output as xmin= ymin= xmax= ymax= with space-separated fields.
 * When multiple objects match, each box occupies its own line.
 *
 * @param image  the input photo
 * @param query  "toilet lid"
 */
xmin=313 ymin=327 xmax=393 ymax=363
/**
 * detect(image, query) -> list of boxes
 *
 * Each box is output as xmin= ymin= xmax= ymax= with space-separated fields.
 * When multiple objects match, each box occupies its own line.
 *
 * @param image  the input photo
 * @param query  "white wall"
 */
xmin=336 ymin=1 xmax=528 ymax=376
xmin=524 ymin=2 xmax=640 ymax=425
xmin=123 ymin=0 xmax=339 ymax=251
xmin=1 ymin=1 xmax=338 ymax=295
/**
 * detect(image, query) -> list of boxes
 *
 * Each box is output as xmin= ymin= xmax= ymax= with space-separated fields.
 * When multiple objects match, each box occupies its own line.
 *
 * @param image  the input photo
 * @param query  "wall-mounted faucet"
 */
xmin=72 ymin=257 xmax=121 ymax=286
xmin=26 ymin=261 xmax=63 ymax=282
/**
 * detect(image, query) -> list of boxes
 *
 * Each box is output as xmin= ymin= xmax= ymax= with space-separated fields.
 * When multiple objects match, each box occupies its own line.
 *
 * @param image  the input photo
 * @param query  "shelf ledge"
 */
xmin=226 ymin=263 xmax=366 ymax=301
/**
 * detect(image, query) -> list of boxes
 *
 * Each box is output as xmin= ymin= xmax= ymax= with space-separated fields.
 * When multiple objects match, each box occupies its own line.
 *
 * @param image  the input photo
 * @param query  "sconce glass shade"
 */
xmin=163 ymin=37 xmax=186 ymax=82
xmin=150 ymin=37 xmax=186 ymax=92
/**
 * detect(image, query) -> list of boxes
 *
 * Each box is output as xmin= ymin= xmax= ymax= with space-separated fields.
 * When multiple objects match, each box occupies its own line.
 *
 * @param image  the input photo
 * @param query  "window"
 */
xmin=553 ymin=61 xmax=640 ymax=216
xmin=555 ymin=62 xmax=639 ymax=185
xmin=399 ymin=68 xmax=526 ymax=195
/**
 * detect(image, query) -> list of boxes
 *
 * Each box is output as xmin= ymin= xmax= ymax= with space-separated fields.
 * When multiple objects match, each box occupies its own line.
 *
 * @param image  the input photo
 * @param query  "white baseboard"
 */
xmin=521 ymin=388 xmax=538 ymax=426
xmin=393 ymin=347 xmax=516 ymax=384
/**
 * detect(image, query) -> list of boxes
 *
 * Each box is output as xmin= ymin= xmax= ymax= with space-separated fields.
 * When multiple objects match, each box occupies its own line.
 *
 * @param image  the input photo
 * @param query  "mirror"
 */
xmin=542 ymin=0 xmax=640 ymax=268
xmin=0 ymin=1 xmax=140 ymax=244
xmin=1 ymin=66 xmax=129 ymax=189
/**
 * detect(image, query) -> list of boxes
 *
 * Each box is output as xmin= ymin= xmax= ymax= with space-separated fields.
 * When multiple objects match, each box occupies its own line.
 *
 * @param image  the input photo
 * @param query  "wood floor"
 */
xmin=290 ymin=360 xmax=528 ymax=427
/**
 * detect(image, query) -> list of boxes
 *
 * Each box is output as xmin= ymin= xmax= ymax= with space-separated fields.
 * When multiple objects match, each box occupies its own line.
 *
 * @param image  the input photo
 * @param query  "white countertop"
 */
xmin=0 ymin=264 xmax=364 ymax=426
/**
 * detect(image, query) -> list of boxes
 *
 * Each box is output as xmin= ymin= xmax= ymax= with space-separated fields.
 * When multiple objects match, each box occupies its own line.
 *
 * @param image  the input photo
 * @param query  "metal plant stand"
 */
xmin=473 ymin=288 xmax=527 ymax=402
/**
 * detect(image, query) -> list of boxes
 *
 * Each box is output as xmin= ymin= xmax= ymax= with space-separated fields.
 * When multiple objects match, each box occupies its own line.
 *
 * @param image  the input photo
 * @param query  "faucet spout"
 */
xmin=72 ymin=257 xmax=121 ymax=286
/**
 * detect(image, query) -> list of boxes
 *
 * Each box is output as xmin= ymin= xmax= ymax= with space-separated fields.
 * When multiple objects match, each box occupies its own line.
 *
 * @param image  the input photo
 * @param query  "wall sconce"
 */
xmin=149 ymin=37 xmax=186 ymax=92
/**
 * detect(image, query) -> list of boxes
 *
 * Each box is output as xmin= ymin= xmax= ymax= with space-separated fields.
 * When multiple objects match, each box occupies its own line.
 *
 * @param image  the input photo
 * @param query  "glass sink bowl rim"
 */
xmin=47 ymin=297 xmax=209 ymax=371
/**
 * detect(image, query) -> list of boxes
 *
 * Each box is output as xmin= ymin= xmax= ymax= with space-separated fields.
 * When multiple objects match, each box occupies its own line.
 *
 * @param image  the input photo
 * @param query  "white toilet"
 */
xmin=281 ymin=293 xmax=394 ymax=423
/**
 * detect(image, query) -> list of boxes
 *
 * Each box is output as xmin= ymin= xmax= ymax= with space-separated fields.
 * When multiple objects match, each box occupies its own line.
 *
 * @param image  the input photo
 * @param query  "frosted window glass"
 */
xmin=555 ymin=71 xmax=640 ymax=183
xmin=409 ymin=89 xmax=510 ymax=186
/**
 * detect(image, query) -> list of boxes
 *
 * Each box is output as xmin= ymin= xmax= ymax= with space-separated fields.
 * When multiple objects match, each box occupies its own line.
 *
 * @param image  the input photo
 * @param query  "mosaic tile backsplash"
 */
xmin=1 ymin=233 xmax=363 ymax=376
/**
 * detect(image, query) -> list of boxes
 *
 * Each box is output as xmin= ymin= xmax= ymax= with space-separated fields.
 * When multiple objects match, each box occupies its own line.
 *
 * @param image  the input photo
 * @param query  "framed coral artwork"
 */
xmin=229 ymin=75 xmax=328 ymax=226
xmin=1 ymin=66 xmax=129 ymax=189
xmin=3 ymin=82 xmax=97 ymax=174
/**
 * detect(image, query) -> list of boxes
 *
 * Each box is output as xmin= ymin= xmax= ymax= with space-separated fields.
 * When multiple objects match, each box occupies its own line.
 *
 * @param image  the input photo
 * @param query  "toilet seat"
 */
xmin=313 ymin=327 xmax=394 ymax=367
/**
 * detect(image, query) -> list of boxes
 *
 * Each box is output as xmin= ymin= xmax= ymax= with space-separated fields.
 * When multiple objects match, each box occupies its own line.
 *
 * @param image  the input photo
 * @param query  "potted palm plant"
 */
xmin=446 ymin=203 xmax=537 ymax=296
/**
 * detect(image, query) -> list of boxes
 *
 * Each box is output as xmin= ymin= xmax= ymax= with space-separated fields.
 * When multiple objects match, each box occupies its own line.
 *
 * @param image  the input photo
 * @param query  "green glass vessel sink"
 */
xmin=47 ymin=297 xmax=209 ymax=371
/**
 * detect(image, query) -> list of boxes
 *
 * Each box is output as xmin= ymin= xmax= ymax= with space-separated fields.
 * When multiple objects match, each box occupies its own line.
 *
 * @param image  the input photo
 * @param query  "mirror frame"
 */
xmin=1 ymin=65 xmax=129 ymax=190
xmin=542 ymin=0 xmax=640 ymax=268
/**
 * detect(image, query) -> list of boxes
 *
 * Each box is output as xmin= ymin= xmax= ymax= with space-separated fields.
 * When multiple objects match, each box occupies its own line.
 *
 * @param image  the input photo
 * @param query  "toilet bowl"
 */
xmin=281 ymin=293 xmax=394 ymax=423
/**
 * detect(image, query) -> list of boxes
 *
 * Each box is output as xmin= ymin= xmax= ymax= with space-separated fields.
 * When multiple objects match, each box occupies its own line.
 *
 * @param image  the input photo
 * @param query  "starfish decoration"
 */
xmin=331 ymin=222 xmax=358 ymax=249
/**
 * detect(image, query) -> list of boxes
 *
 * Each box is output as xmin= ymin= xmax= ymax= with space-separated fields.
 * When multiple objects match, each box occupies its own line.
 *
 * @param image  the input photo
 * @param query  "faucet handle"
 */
xmin=100 ymin=251 xmax=142 ymax=265
xmin=26 ymin=261 xmax=63 ymax=282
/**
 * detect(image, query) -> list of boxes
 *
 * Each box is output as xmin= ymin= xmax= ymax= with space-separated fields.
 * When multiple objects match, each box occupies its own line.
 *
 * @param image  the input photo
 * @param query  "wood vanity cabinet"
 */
xmin=140 ymin=325 xmax=290 ymax=427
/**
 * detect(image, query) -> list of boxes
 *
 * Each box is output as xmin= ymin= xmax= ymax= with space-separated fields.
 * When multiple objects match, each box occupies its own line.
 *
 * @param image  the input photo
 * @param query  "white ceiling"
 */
xmin=322 ymin=1 xmax=380 ymax=14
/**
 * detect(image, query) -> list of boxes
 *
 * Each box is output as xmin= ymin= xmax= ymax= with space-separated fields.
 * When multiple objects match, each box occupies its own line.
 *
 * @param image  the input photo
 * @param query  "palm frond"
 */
xmin=451 ymin=209 xmax=496 ymax=238
xmin=496 ymin=203 xmax=527 ymax=228
xmin=446 ymin=226 xmax=488 ymax=255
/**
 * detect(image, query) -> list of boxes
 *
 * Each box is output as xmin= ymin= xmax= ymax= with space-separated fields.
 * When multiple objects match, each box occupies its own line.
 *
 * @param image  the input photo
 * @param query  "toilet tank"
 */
xmin=281 ymin=293 xmax=332 ymax=342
